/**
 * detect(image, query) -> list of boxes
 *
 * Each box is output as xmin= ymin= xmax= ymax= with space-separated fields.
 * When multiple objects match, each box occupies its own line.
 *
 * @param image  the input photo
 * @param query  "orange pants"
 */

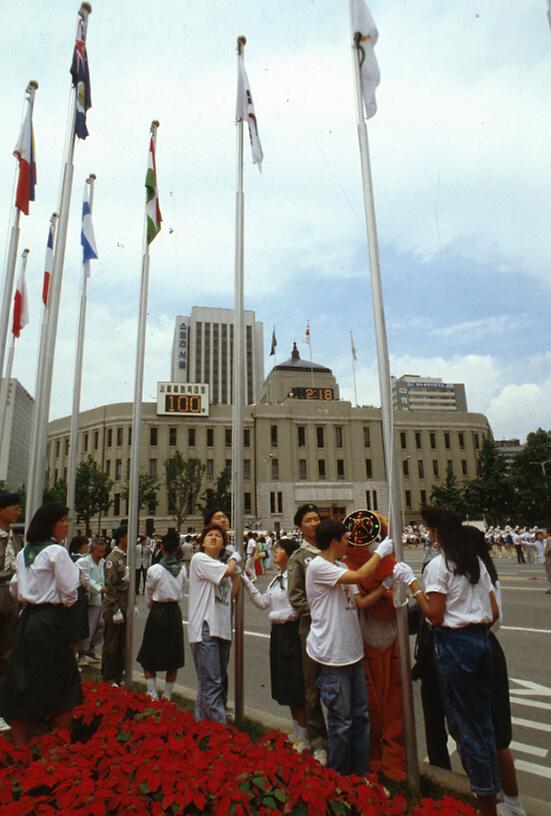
xmin=364 ymin=639 xmax=406 ymax=781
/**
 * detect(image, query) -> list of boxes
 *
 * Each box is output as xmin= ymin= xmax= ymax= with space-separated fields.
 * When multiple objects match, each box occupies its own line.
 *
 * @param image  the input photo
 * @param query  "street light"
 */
xmin=531 ymin=459 xmax=551 ymax=477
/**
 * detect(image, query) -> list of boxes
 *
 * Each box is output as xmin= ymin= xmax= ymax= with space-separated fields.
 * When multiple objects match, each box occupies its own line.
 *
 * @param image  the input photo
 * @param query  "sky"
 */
xmin=1 ymin=0 xmax=550 ymax=441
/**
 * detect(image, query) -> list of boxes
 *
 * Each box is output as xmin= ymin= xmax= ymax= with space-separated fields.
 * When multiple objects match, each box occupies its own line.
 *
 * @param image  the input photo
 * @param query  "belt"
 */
xmin=441 ymin=623 xmax=488 ymax=632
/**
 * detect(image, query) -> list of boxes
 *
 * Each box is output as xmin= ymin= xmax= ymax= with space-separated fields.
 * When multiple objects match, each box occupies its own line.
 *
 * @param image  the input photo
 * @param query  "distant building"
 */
xmin=0 ymin=379 xmax=34 ymax=489
xmin=171 ymin=307 xmax=264 ymax=405
xmin=392 ymin=375 xmax=467 ymax=412
xmin=494 ymin=438 xmax=524 ymax=470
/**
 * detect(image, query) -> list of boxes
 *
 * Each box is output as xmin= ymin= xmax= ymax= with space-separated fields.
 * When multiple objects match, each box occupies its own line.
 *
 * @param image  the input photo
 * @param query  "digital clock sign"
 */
xmin=156 ymin=382 xmax=209 ymax=416
xmin=290 ymin=387 xmax=335 ymax=401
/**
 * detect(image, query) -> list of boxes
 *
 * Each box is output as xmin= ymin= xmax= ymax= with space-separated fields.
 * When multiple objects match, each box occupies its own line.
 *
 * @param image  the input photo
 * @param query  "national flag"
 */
xmin=13 ymin=103 xmax=37 ymax=215
xmin=42 ymin=221 xmax=54 ymax=306
xmin=351 ymin=332 xmax=358 ymax=361
xmin=12 ymin=255 xmax=29 ymax=338
xmin=236 ymin=49 xmax=264 ymax=171
xmin=350 ymin=0 xmax=380 ymax=119
xmin=270 ymin=327 xmax=277 ymax=356
xmin=145 ymin=136 xmax=162 ymax=244
xmin=304 ymin=321 xmax=311 ymax=345
xmin=70 ymin=16 xmax=92 ymax=139
xmin=81 ymin=182 xmax=98 ymax=277
xmin=548 ymin=0 xmax=551 ymax=29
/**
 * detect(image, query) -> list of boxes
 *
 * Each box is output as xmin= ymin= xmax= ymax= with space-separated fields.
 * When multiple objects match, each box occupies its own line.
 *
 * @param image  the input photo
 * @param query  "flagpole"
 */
xmin=124 ymin=121 xmax=159 ymax=686
xmin=26 ymin=3 xmax=92 ymax=530
xmin=0 ymin=81 xmax=37 ymax=384
xmin=66 ymin=174 xmax=96 ymax=543
xmin=0 ymin=249 xmax=30 ymax=455
xmin=350 ymin=15 xmax=420 ymax=793
xmin=232 ymin=34 xmax=247 ymax=725
xmin=350 ymin=331 xmax=358 ymax=405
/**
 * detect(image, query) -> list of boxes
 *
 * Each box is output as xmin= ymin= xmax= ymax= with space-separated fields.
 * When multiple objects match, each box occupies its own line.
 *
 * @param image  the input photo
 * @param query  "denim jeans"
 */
xmin=317 ymin=659 xmax=370 ymax=775
xmin=434 ymin=626 xmax=500 ymax=796
xmin=191 ymin=621 xmax=231 ymax=724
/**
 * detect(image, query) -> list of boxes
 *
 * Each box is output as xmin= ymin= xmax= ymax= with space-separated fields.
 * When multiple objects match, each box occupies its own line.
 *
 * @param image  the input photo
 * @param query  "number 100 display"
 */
xmin=164 ymin=394 xmax=204 ymax=414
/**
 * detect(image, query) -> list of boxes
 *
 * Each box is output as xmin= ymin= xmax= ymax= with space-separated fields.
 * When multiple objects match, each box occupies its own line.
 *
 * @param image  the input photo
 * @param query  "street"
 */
xmin=132 ymin=550 xmax=551 ymax=804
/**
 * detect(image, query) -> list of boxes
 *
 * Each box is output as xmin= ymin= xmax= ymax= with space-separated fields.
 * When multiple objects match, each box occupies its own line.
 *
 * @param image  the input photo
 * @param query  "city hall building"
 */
xmin=46 ymin=339 xmax=491 ymax=535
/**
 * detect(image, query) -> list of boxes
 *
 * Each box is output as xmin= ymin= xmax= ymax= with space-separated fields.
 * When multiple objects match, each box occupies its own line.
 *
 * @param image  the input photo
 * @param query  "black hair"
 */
xmin=464 ymin=525 xmax=498 ymax=586
xmin=26 ymin=503 xmax=69 ymax=545
xmin=315 ymin=519 xmax=347 ymax=551
xmin=198 ymin=523 xmax=227 ymax=548
xmin=293 ymin=503 xmax=320 ymax=528
xmin=421 ymin=506 xmax=480 ymax=585
xmin=204 ymin=508 xmax=230 ymax=526
xmin=275 ymin=537 xmax=300 ymax=559
xmin=162 ymin=530 xmax=181 ymax=554
xmin=69 ymin=535 xmax=89 ymax=555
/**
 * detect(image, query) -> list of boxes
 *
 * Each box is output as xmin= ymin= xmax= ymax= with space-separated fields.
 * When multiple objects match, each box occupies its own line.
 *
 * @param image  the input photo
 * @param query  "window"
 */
xmin=420 ymin=489 xmax=427 ymax=505
xmin=270 ymin=491 xmax=283 ymax=514
xmin=271 ymin=457 xmax=279 ymax=480
xmin=116 ymin=427 xmax=123 ymax=447
xmin=65 ymin=437 xmax=69 ymax=455
xmin=54 ymin=468 xmax=58 ymax=482
xmin=316 ymin=427 xmax=325 ymax=448
xmin=150 ymin=427 xmax=158 ymax=446
xmin=447 ymin=460 xmax=453 ymax=476
xmin=297 ymin=426 xmax=306 ymax=448
xmin=206 ymin=459 xmax=214 ymax=478
xmin=372 ymin=490 xmax=378 ymax=511
xmin=149 ymin=458 xmax=157 ymax=477
xmin=207 ymin=428 xmax=214 ymax=447
xmin=415 ymin=432 xmax=421 ymax=449
xmin=318 ymin=460 xmax=326 ymax=480
xmin=244 ymin=429 xmax=250 ymax=447
xmin=430 ymin=432 xmax=436 ymax=449
xmin=106 ymin=459 xmax=111 ymax=476
xmin=107 ymin=428 xmax=112 ymax=447
xmin=126 ymin=459 xmax=131 ymax=480
xmin=271 ymin=425 xmax=278 ymax=447
xmin=115 ymin=459 xmax=122 ymax=480
xmin=363 ymin=426 xmax=370 ymax=447
xmin=461 ymin=459 xmax=468 ymax=476
xmin=188 ymin=428 xmax=196 ymax=447
xmin=169 ymin=427 xmax=177 ymax=446
xmin=335 ymin=426 xmax=343 ymax=448
xmin=114 ymin=493 xmax=121 ymax=515
xmin=299 ymin=459 xmax=307 ymax=480
xmin=147 ymin=495 xmax=157 ymax=514
xmin=432 ymin=459 xmax=439 ymax=478
xmin=458 ymin=432 xmax=465 ymax=449
xmin=55 ymin=439 xmax=60 ymax=457
xmin=225 ymin=428 xmax=232 ymax=447
xmin=83 ymin=432 xmax=88 ymax=452
xmin=444 ymin=432 xmax=450 ymax=449
xmin=94 ymin=430 xmax=99 ymax=450
xmin=244 ymin=492 xmax=252 ymax=514
xmin=128 ymin=427 xmax=132 ymax=446
xmin=402 ymin=459 xmax=409 ymax=477
xmin=400 ymin=432 xmax=407 ymax=449
xmin=474 ymin=433 xmax=480 ymax=449
xmin=365 ymin=459 xmax=373 ymax=479
xmin=418 ymin=459 xmax=424 ymax=479
xmin=244 ymin=459 xmax=251 ymax=480
xmin=405 ymin=490 xmax=412 ymax=509
xmin=337 ymin=459 xmax=345 ymax=480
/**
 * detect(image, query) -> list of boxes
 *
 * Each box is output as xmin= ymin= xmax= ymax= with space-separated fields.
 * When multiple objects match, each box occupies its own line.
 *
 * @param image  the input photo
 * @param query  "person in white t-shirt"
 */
xmin=188 ymin=524 xmax=241 ymax=723
xmin=305 ymin=518 xmax=395 ymax=775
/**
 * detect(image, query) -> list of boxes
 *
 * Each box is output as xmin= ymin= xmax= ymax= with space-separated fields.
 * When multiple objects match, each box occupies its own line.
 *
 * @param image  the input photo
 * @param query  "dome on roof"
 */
xmin=273 ymin=342 xmax=332 ymax=373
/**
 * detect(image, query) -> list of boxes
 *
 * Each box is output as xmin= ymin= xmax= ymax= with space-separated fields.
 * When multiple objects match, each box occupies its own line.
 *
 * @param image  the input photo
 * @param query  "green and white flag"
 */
xmin=350 ymin=0 xmax=380 ymax=119
xmin=145 ymin=135 xmax=162 ymax=244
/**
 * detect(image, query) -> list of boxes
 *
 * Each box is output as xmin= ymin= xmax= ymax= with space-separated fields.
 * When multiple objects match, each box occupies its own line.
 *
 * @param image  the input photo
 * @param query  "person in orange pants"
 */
xmin=344 ymin=510 xmax=406 ymax=782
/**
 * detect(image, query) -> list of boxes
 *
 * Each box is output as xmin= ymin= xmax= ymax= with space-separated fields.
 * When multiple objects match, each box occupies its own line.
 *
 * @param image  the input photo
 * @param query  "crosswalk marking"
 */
xmin=510 ymin=740 xmax=548 ymax=758
xmin=514 ymin=759 xmax=551 ymax=778
xmin=509 ymin=679 xmax=551 ymax=697
xmin=510 ymin=697 xmax=551 ymax=712
xmin=512 ymin=717 xmax=551 ymax=733
xmin=501 ymin=626 xmax=551 ymax=634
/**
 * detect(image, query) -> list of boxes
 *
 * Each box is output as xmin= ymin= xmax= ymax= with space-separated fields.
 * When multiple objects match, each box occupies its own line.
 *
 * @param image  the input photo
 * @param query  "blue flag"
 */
xmin=70 ymin=17 xmax=92 ymax=139
xmin=81 ymin=182 xmax=97 ymax=277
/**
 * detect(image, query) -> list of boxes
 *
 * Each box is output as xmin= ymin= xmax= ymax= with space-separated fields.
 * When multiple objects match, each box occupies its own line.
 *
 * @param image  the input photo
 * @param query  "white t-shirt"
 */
xmin=188 ymin=552 xmax=232 ymax=643
xmin=144 ymin=563 xmax=187 ymax=607
xmin=423 ymin=553 xmax=494 ymax=628
xmin=305 ymin=556 xmax=363 ymax=667
xmin=10 ymin=542 xmax=79 ymax=606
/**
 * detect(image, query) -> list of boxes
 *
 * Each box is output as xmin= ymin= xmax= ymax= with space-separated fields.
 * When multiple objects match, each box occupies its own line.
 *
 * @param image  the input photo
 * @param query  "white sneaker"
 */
xmin=497 ymin=803 xmax=526 ymax=816
xmin=292 ymin=738 xmax=308 ymax=754
xmin=0 ymin=717 xmax=11 ymax=733
xmin=78 ymin=655 xmax=90 ymax=666
xmin=312 ymin=748 xmax=328 ymax=766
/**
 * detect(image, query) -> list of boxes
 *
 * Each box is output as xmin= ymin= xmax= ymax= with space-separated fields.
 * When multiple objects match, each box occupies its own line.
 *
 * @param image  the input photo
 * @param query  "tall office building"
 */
xmin=171 ymin=307 xmax=264 ymax=405
xmin=0 ymin=379 xmax=34 ymax=489
xmin=392 ymin=375 xmax=467 ymax=412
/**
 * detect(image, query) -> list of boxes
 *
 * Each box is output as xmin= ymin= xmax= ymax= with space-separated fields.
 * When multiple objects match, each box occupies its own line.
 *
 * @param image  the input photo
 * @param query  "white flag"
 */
xmin=304 ymin=320 xmax=311 ymax=345
xmin=350 ymin=0 xmax=380 ymax=119
xmin=548 ymin=0 xmax=551 ymax=30
xmin=236 ymin=51 xmax=264 ymax=171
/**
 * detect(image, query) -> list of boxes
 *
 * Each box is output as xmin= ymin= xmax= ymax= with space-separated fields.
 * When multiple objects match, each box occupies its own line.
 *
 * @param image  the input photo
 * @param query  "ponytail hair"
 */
xmin=421 ymin=506 xmax=480 ymax=585
xmin=464 ymin=525 xmax=498 ymax=586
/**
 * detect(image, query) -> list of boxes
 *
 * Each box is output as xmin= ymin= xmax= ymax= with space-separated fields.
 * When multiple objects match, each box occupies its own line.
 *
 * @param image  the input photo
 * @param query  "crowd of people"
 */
xmin=0 ymin=490 xmax=545 ymax=816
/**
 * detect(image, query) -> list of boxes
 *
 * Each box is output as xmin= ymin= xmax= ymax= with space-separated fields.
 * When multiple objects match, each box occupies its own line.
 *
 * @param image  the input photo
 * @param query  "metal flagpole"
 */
xmin=349 ymin=12 xmax=420 ymax=793
xmin=26 ymin=3 xmax=92 ymax=530
xmin=67 ymin=174 xmax=96 ymax=543
xmin=232 ymin=35 xmax=247 ymax=724
xmin=0 ymin=81 xmax=37 ymax=383
xmin=350 ymin=331 xmax=358 ymax=406
xmin=0 ymin=249 xmax=30 ymax=454
xmin=125 ymin=120 xmax=159 ymax=687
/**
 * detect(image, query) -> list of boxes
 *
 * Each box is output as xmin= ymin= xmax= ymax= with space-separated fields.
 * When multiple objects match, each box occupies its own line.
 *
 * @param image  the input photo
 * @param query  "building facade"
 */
xmin=170 ymin=307 xmax=264 ymax=405
xmin=0 ymin=378 xmax=34 ymax=490
xmin=47 ymin=348 xmax=491 ymax=535
xmin=392 ymin=375 xmax=467 ymax=412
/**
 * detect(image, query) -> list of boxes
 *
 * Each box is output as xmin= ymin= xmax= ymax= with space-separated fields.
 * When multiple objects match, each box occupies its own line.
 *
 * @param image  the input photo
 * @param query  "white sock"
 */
xmin=146 ymin=678 xmax=158 ymax=698
xmin=297 ymin=725 xmax=308 ymax=742
xmin=291 ymin=719 xmax=300 ymax=740
xmin=502 ymin=794 xmax=526 ymax=815
xmin=163 ymin=681 xmax=174 ymax=700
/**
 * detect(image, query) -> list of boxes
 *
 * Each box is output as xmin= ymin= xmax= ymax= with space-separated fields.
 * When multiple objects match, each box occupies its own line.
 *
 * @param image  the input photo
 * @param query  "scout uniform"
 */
xmin=0 ymin=493 xmax=22 ymax=686
xmin=101 ymin=537 xmax=129 ymax=684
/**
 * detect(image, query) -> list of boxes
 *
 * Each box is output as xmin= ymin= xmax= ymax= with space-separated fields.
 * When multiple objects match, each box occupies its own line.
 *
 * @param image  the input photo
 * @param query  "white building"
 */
xmin=0 ymin=378 xmax=34 ymax=489
xmin=392 ymin=375 xmax=467 ymax=413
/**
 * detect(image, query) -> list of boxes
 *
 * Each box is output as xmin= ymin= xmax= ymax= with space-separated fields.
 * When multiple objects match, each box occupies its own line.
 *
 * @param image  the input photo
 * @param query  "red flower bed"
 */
xmin=0 ymin=683 xmax=477 ymax=815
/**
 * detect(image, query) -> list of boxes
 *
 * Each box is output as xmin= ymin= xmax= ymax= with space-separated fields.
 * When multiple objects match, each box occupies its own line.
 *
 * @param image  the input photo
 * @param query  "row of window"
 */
xmin=400 ymin=430 xmax=482 ymax=451
xmin=402 ymin=458 xmax=470 ymax=479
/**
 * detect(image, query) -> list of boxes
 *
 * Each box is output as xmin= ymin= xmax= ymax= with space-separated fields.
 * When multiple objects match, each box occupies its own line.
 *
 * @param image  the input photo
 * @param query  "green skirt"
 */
xmin=0 ymin=604 xmax=82 ymax=720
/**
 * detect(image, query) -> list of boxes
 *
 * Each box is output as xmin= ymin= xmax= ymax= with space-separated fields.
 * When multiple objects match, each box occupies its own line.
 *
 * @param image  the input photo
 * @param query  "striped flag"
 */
xmin=270 ymin=327 xmax=277 ymax=356
xmin=304 ymin=320 xmax=311 ymax=345
xmin=236 ymin=49 xmax=264 ymax=171
xmin=81 ymin=182 xmax=98 ymax=277
xmin=13 ymin=257 xmax=29 ymax=338
xmin=350 ymin=0 xmax=380 ymax=119
xmin=42 ymin=221 xmax=54 ymax=306
xmin=70 ymin=16 xmax=92 ymax=139
xmin=13 ymin=103 xmax=36 ymax=215
xmin=145 ymin=136 xmax=162 ymax=244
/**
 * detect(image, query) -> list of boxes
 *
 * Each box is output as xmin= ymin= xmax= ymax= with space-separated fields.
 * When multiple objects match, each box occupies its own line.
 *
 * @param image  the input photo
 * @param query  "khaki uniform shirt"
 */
xmin=103 ymin=546 xmax=129 ymax=614
xmin=0 ymin=529 xmax=21 ymax=584
xmin=287 ymin=542 xmax=321 ymax=635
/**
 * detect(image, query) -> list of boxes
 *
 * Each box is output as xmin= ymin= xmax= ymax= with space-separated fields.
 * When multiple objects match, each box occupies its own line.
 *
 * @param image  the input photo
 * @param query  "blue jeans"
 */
xmin=434 ymin=626 xmax=500 ymax=796
xmin=191 ymin=622 xmax=231 ymax=724
xmin=317 ymin=659 xmax=370 ymax=775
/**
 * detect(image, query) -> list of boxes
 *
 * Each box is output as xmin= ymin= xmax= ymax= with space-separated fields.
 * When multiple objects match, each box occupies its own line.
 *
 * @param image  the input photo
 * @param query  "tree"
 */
xmin=43 ymin=479 xmax=68 ymax=505
xmin=198 ymin=466 xmax=231 ymax=521
xmin=429 ymin=470 xmax=466 ymax=516
xmin=509 ymin=428 xmax=551 ymax=524
xmin=164 ymin=453 xmax=205 ymax=532
xmin=463 ymin=439 xmax=514 ymax=525
xmin=75 ymin=456 xmax=113 ymax=533
xmin=122 ymin=470 xmax=160 ymax=512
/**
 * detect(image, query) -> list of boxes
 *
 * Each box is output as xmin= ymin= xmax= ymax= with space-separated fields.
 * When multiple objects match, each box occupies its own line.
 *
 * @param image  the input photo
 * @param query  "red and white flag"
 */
xmin=13 ymin=104 xmax=37 ymax=215
xmin=13 ymin=257 xmax=29 ymax=338
xmin=42 ymin=221 xmax=54 ymax=306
